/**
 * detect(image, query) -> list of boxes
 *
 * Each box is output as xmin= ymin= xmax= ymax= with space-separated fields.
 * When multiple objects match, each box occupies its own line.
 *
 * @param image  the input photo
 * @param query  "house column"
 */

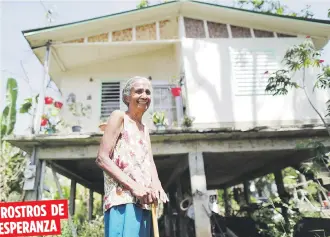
xmin=188 ymin=152 xmax=212 ymax=237
xmin=23 ymin=41 xmax=52 ymax=201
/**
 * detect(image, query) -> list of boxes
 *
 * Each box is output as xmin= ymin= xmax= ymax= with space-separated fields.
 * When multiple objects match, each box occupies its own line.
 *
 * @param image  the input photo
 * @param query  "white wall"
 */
xmin=55 ymin=45 xmax=177 ymax=132
xmin=182 ymin=38 xmax=330 ymax=130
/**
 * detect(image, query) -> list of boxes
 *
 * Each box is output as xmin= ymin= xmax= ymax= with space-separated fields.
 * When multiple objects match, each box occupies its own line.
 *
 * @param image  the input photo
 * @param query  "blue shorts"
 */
xmin=104 ymin=204 xmax=152 ymax=237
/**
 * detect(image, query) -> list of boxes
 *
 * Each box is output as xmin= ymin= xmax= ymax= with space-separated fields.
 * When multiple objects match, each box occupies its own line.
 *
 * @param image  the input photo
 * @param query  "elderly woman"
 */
xmin=96 ymin=76 xmax=168 ymax=237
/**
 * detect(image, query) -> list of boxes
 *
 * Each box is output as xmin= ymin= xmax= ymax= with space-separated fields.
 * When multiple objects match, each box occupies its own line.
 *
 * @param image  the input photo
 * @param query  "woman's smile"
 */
xmin=137 ymin=99 xmax=148 ymax=105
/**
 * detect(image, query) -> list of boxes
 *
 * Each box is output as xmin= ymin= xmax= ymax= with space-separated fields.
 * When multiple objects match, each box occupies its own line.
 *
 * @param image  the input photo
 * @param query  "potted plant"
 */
xmin=182 ymin=115 xmax=195 ymax=129
xmin=40 ymin=96 xmax=63 ymax=134
xmin=68 ymin=101 xmax=91 ymax=132
xmin=152 ymin=111 xmax=168 ymax=131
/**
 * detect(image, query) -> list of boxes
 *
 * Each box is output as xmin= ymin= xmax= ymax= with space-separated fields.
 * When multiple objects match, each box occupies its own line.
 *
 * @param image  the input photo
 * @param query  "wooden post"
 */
xmin=243 ymin=181 xmax=250 ymax=205
xmin=69 ymin=180 xmax=76 ymax=216
xmin=51 ymin=167 xmax=77 ymax=237
xmin=223 ymin=188 xmax=230 ymax=217
xmin=188 ymin=152 xmax=212 ymax=237
xmin=89 ymin=189 xmax=94 ymax=221
xmin=37 ymin=160 xmax=46 ymax=200
xmin=176 ymin=178 xmax=187 ymax=237
xmin=101 ymin=195 xmax=104 ymax=213
xmin=23 ymin=41 xmax=51 ymax=201
xmin=34 ymin=41 xmax=51 ymax=133
xmin=164 ymin=192 xmax=173 ymax=237
xmin=274 ymin=170 xmax=289 ymax=229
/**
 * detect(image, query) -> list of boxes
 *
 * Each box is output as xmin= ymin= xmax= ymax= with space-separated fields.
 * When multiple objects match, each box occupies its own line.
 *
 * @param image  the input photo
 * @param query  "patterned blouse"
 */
xmin=103 ymin=113 xmax=153 ymax=212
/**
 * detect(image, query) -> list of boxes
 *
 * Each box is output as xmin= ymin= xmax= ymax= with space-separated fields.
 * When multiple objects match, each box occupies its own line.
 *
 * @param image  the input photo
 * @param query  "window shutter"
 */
xmin=230 ymin=48 xmax=278 ymax=96
xmin=101 ymin=82 xmax=121 ymax=118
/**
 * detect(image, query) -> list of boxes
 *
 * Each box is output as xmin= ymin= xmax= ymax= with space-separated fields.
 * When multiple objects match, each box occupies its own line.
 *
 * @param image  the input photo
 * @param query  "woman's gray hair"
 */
xmin=122 ymin=76 xmax=151 ymax=106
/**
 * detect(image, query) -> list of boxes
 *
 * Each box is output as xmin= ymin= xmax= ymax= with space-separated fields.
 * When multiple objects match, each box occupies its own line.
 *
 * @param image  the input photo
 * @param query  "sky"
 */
xmin=1 ymin=0 xmax=330 ymax=135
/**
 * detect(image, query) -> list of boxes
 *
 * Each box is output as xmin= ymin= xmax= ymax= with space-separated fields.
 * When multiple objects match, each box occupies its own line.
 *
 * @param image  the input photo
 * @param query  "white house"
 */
xmin=6 ymin=1 xmax=330 ymax=237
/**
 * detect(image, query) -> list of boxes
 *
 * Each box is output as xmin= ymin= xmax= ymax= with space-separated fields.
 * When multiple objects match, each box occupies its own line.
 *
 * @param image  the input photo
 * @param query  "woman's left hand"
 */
xmin=151 ymin=180 xmax=169 ymax=203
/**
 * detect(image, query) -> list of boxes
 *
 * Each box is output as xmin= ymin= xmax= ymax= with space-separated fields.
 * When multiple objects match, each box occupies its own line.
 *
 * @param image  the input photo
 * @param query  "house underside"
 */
xmin=8 ymin=126 xmax=330 ymax=193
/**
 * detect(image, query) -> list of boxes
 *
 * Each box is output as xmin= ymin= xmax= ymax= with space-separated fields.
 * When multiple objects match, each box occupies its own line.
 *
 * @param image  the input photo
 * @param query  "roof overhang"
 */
xmin=184 ymin=1 xmax=330 ymax=39
xmin=36 ymin=41 xmax=179 ymax=78
xmin=23 ymin=1 xmax=181 ymax=49
xmin=22 ymin=1 xmax=330 ymax=78
xmin=23 ymin=1 xmax=330 ymax=49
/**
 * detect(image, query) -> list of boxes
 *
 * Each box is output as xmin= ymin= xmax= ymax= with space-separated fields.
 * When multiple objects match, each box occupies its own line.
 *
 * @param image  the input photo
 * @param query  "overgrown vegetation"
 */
xmin=0 ymin=78 xmax=26 ymax=202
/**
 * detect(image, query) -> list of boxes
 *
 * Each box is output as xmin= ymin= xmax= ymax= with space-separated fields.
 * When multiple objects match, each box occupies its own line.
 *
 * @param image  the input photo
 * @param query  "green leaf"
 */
xmin=1 ymin=78 xmax=18 ymax=138
xmin=276 ymin=6 xmax=284 ymax=15
xmin=19 ymin=98 xmax=33 ymax=113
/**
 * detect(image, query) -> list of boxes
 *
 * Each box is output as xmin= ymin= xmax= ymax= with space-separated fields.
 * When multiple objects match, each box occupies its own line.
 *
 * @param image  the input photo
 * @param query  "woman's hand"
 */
xmin=150 ymin=180 xmax=169 ymax=203
xmin=131 ymin=183 xmax=157 ymax=205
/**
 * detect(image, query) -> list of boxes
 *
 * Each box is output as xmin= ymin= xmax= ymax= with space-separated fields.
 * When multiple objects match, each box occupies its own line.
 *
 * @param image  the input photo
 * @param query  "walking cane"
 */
xmin=151 ymin=203 xmax=159 ymax=237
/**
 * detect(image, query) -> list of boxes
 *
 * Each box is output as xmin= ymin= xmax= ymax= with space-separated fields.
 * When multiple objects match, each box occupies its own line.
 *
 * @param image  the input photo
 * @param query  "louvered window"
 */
xmin=229 ymin=48 xmax=278 ymax=96
xmin=101 ymin=82 xmax=120 ymax=118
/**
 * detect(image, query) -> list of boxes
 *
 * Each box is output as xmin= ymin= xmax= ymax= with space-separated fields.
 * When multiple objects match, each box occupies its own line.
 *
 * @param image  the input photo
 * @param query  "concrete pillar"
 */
xmin=188 ymin=152 xmax=212 ymax=237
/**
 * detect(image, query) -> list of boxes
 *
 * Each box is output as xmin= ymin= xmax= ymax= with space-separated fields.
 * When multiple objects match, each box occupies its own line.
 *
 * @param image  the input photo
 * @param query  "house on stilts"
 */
xmin=5 ymin=1 xmax=330 ymax=236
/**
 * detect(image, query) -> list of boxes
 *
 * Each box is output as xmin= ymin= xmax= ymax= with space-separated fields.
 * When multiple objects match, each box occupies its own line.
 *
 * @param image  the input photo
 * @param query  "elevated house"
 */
xmin=6 ymin=1 xmax=330 ymax=237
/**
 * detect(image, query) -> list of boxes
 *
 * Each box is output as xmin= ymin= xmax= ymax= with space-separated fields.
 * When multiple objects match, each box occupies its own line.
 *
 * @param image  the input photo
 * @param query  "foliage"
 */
xmin=40 ymin=217 xmax=104 ymax=237
xmin=19 ymin=94 xmax=38 ymax=114
xmin=0 ymin=142 xmax=26 ymax=202
xmin=252 ymin=195 xmax=302 ymax=237
xmin=265 ymin=38 xmax=330 ymax=136
xmin=263 ymin=37 xmax=330 ymax=234
xmin=20 ymin=94 xmax=64 ymax=134
xmin=1 ymin=78 xmax=18 ymax=137
xmin=78 ymin=216 xmax=104 ymax=237
xmin=152 ymin=111 xmax=168 ymax=126
xmin=0 ymin=78 xmax=26 ymax=202
xmin=137 ymin=0 xmax=149 ymax=9
xmin=182 ymin=115 xmax=195 ymax=128
xmin=235 ymin=0 xmax=314 ymax=18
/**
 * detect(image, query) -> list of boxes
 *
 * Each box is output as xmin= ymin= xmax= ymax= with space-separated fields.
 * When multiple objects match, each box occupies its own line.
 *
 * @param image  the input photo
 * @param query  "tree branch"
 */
xmin=302 ymin=67 xmax=330 ymax=136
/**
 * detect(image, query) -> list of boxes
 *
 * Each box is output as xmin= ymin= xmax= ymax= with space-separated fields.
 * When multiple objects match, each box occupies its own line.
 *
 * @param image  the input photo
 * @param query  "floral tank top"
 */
xmin=103 ymin=113 xmax=153 ymax=212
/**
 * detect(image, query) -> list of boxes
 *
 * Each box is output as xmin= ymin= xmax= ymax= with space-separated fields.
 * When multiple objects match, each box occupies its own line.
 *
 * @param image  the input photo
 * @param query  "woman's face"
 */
xmin=128 ymin=79 xmax=151 ymax=112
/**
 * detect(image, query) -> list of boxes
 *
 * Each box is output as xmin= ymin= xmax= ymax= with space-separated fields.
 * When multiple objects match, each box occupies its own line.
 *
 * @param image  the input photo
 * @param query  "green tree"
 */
xmin=233 ymin=2 xmax=330 ymax=236
xmin=235 ymin=0 xmax=314 ymax=18
xmin=0 ymin=78 xmax=26 ymax=202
